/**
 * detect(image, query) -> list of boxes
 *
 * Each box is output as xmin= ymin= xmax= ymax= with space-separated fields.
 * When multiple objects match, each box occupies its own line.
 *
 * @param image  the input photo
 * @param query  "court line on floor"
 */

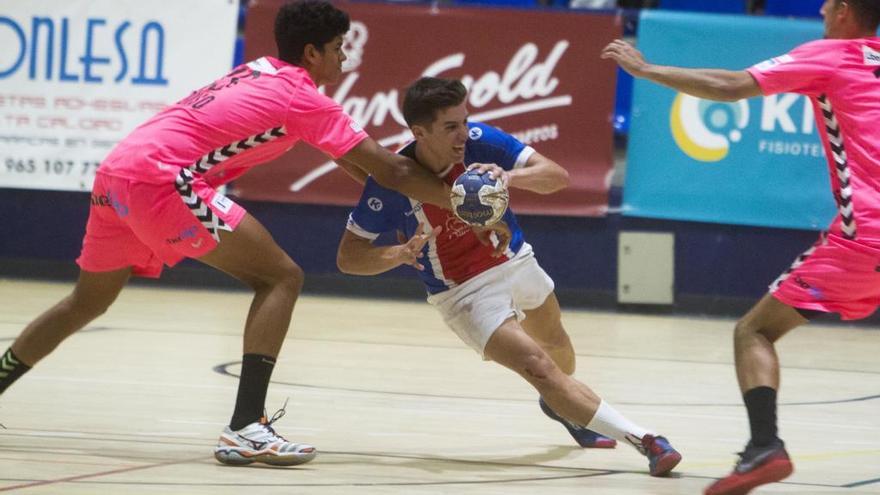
xmin=0 ymin=326 xmax=112 ymax=343
xmin=0 ymin=450 xmax=853 ymax=490
xmin=0 ymin=472 xmax=619 ymax=489
xmin=4 ymin=322 xmax=878 ymax=377
xmin=843 ymin=477 xmax=880 ymax=488
xmin=213 ymin=361 xmax=880 ymax=408
xmin=0 ymin=429 xmax=869 ymax=490
xmin=0 ymin=455 xmax=204 ymax=492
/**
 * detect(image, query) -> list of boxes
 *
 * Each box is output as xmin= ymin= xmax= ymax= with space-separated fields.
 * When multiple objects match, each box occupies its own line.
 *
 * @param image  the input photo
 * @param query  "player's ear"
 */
xmin=301 ymin=43 xmax=322 ymax=67
xmin=838 ymin=0 xmax=852 ymax=20
xmin=411 ymin=125 xmax=427 ymax=140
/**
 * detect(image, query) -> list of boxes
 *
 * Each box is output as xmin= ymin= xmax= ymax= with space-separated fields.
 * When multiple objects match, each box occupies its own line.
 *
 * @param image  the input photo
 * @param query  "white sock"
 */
xmin=586 ymin=400 xmax=655 ymax=450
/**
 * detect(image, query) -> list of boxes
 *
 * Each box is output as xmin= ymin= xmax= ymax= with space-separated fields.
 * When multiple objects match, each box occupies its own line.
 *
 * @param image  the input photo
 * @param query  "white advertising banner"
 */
xmin=0 ymin=0 xmax=238 ymax=191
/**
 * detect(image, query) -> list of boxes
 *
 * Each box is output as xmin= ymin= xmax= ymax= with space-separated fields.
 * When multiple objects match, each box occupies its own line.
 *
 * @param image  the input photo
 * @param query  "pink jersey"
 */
xmin=747 ymin=37 xmax=880 ymax=245
xmin=100 ymin=56 xmax=367 ymax=186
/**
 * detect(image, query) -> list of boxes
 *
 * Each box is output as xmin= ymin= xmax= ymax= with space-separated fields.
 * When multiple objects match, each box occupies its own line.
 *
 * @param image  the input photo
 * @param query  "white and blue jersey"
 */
xmin=346 ymin=122 xmax=534 ymax=295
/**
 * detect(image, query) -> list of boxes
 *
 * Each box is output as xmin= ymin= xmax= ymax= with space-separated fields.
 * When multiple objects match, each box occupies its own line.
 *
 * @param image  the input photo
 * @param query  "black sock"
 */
xmin=229 ymin=354 xmax=276 ymax=430
xmin=0 ymin=348 xmax=31 ymax=395
xmin=743 ymin=386 xmax=778 ymax=447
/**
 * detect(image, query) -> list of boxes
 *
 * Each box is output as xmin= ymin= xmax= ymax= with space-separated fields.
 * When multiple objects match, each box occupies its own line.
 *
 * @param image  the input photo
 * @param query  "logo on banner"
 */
xmin=293 ymin=22 xmax=573 ymax=193
xmin=670 ymin=93 xmax=749 ymax=162
xmin=342 ymin=21 xmax=368 ymax=72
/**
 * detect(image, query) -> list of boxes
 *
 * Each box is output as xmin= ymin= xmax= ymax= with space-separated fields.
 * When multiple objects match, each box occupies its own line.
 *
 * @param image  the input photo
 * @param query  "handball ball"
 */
xmin=450 ymin=169 xmax=509 ymax=226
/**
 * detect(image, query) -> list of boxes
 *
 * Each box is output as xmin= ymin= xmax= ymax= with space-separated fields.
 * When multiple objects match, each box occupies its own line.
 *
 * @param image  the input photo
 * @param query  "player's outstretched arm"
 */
xmin=601 ymin=39 xmax=762 ymax=102
xmin=340 ymin=138 xmax=451 ymax=209
xmin=337 ymin=223 xmax=442 ymax=276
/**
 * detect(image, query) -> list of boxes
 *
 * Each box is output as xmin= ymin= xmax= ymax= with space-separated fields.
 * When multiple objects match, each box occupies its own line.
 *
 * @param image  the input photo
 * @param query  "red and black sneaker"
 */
xmin=640 ymin=434 xmax=682 ymax=476
xmin=704 ymin=440 xmax=794 ymax=495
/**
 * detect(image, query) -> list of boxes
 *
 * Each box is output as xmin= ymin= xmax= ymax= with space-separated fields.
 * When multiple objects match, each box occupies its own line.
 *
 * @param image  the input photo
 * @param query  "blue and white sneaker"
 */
xmin=539 ymin=398 xmax=617 ymax=448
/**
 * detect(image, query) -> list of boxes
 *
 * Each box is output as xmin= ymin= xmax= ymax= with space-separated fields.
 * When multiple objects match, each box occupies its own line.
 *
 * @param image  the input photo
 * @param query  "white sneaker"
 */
xmin=214 ymin=407 xmax=316 ymax=466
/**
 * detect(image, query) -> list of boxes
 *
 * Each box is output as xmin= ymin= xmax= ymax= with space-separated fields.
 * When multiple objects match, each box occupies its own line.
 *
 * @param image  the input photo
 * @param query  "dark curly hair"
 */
xmin=274 ymin=0 xmax=350 ymax=64
xmin=402 ymin=77 xmax=468 ymax=128
xmin=836 ymin=0 xmax=880 ymax=31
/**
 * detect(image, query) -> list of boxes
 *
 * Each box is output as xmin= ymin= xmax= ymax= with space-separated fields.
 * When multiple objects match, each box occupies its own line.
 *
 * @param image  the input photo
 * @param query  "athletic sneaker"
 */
xmin=639 ymin=434 xmax=682 ymax=477
xmin=214 ymin=405 xmax=316 ymax=466
xmin=539 ymin=398 xmax=617 ymax=448
xmin=704 ymin=440 xmax=793 ymax=495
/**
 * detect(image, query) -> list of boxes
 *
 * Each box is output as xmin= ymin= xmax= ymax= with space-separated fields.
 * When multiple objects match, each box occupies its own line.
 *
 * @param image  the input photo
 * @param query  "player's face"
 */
xmin=820 ymin=0 xmax=844 ymax=38
xmin=315 ymin=35 xmax=346 ymax=85
xmin=423 ymin=102 xmax=469 ymax=164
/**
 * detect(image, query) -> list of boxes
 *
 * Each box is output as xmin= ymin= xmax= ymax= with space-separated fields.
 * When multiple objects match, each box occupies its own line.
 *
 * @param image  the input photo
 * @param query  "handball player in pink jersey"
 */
xmin=602 ymin=0 xmax=880 ymax=493
xmin=0 ymin=0 xmax=461 ymax=467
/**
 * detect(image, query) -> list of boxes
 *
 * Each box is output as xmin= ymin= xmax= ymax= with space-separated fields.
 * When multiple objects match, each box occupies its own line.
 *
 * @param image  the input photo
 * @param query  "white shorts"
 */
xmin=426 ymin=243 xmax=555 ymax=358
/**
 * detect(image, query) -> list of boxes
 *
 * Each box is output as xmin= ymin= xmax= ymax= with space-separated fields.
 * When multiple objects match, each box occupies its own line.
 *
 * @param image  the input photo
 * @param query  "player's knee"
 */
xmin=547 ymin=329 xmax=574 ymax=353
xmin=556 ymin=354 xmax=575 ymax=376
xmin=274 ymin=259 xmax=305 ymax=294
xmin=66 ymin=292 xmax=114 ymax=320
xmin=521 ymin=352 xmax=556 ymax=382
xmin=536 ymin=332 xmax=575 ymax=373
xmin=245 ymin=257 xmax=304 ymax=294
xmin=734 ymin=317 xmax=761 ymax=343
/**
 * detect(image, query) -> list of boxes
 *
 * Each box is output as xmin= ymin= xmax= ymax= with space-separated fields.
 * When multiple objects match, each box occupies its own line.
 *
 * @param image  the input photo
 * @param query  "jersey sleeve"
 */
xmin=746 ymin=39 xmax=840 ymax=97
xmin=286 ymin=89 xmax=368 ymax=158
xmin=346 ymin=177 xmax=400 ymax=240
xmin=470 ymin=123 xmax=534 ymax=171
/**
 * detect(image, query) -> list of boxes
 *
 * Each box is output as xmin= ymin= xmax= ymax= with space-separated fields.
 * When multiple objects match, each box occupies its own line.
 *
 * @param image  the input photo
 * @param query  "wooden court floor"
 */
xmin=0 ymin=279 xmax=878 ymax=494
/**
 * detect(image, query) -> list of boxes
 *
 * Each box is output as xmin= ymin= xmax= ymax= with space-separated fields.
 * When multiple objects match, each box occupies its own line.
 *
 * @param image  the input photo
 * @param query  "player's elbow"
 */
xmin=551 ymin=168 xmax=571 ymax=193
xmin=713 ymin=78 xmax=757 ymax=102
xmin=336 ymin=249 xmax=357 ymax=275
xmin=534 ymin=166 xmax=570 ymax=194
xmin=713 ymin=86 xmax=747 ymax=102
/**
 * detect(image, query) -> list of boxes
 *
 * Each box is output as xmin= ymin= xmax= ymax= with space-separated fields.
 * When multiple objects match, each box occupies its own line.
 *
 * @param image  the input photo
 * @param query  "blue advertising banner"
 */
xmin=623 ymin=11 xmax=837 ymax=230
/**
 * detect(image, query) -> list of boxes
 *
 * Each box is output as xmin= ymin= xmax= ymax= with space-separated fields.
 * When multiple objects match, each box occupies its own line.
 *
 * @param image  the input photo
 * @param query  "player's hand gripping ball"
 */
xmin=450 ymin=169 xmax=509 ymax=226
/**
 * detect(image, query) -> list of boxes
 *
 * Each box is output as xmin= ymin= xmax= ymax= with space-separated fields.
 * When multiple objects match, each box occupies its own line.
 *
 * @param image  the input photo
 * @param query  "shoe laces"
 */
xmin=626 ymin=434 xmax=648 ymax=456
xmin=257 ymin=398 xmax=289 ymax=442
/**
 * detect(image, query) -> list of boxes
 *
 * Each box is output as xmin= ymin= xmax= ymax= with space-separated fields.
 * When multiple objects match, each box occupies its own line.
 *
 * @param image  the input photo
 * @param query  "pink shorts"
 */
xmin=770 ymin=233 xmax=880 ymax=320
xmin=76 ymin=170 xmax=246 ymax=278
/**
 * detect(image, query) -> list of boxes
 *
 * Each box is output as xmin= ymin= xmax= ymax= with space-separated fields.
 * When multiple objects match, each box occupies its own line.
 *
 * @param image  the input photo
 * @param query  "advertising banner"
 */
xmin=624 ymin=11 xmax=837 ymax=230
xmin=0 ymin=0 xmax=238 ymax=191
xmin=234 ymin=1 xmax=619 ymax=216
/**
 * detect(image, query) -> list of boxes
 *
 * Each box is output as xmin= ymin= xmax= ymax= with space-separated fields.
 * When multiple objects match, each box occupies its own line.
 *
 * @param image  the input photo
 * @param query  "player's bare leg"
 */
xmin=199 ymin=213 xmax=315 ymax=466
xmin=521 ymin=293 xmax=574 ymax=374
xmin=199 ymin=214 xmax=303 ymax=359
xmin=484 ymin=320 xmax=680 ymax=476
xmin=706 ymin=294 xmax=805 ymax=494
xmin=0 ymin=268 xmax=131 ymax=395
xmin=734 ymin=294 xmax=805 ymax=392
xmin=519 ymin=293 xmax=616 ymax=447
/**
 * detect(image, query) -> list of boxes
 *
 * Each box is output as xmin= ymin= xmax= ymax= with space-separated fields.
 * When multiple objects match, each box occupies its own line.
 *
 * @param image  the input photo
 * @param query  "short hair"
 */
xmin=274 ymin=0 xmax=350 ymax=64
xmin=402 ymin=77 xmax=468 ymax=128
xmin=838 ymin=0 xmax=880 ymax=31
